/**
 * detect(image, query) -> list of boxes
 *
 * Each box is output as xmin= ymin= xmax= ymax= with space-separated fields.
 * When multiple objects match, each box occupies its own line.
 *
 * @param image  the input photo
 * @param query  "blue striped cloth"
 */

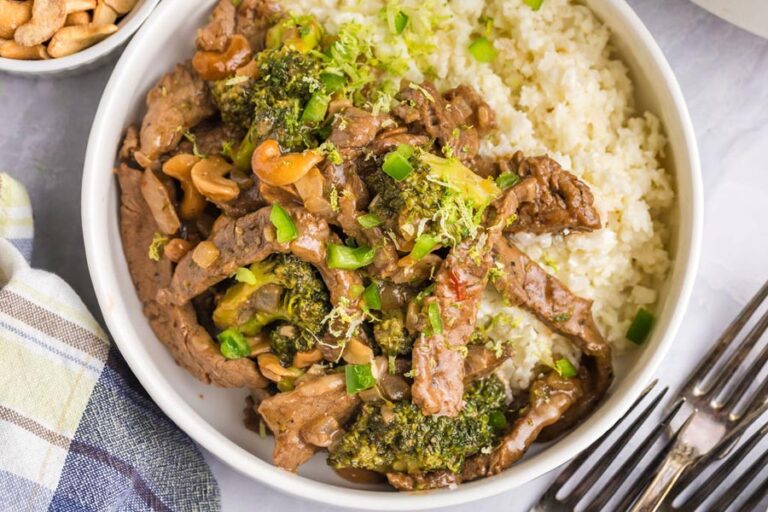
xmin=0 ymin=173 xmax=220 ymax=511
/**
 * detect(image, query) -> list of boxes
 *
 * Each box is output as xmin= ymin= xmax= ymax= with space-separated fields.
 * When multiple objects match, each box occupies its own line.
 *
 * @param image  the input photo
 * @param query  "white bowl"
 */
xmin=82 ymin=0 xmax=702 ymax=509
xmin=0 ymin=0 xmax=158 ymax=76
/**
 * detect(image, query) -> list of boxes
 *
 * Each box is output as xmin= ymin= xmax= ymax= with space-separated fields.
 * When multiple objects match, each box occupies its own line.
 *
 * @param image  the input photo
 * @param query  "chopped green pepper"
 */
xmin=363 ymin=282 xmax=382 ymax=311
xmin=235 ymin=267 xmax=257 ymax=285
xmin=523 ymin=0 xmax=544 ymax=11
xmin=410 ymin=233 xmax=438 ymax=261
xmin=382 ymin=144 xmax=415 ymax=180
xmin=428 ymin=302 xmax=443 ymax=335
xmin=270 ymin=204 xmax=298 ymax=244
xmin=393 ymin=10 xmax=409 ymax=34
xmin=496 ymin=171 xmax=520 ymax=190
xmin=468 ymin=36 xmax=497 ymax=63
xmin=554 ymin=358 xmax=578 ymax=378
xmin=301 ymin=91 xmax=330 ymax=123
xmin=357 ymin=213 xmax=382 ymax=229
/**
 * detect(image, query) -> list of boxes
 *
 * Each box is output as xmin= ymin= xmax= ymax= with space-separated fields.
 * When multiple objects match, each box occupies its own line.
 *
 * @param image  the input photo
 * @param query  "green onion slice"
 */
xmin=428 ymin=302 xmax=443 ymax=335
xmin=363 ymin=282 xmax=382 ymax=311
xmin=320 ymin=72 xmax=346 ymax=93
xmin=496 ymin=171 xmax=520 ymax=190
xmin=301 ymin=91 xmax=330 ymax=123
xmin=554 ymin=358 xmax=578 ymax=378
xmin=345 ymin=363 xmax=377 ymax=394
xmin=468 ymin=36 xmax=497 ymax=63
xmin=357 ymin=213 xmax=382 ymax=229
xmin=394 ymin=10 xmax=409 ymax=34
xmin=523 ymin=0 xmax=544 ymax=10
xmin=627 ymin=308 xmax=654 ymax=345
xmin=488 ymin=410 xmax=508 ymax=430
xmin=410 ymin=234 xmax=438 ymax=261
xmin=327 ymin=243 xmax=375 ymax=270
xmin=235 ymin=267 xmax=257 ymax=285
xmin=270 ymin=203 xmax=298 ymax=244
xmin=382 ymin=145 xmax=415 ymax=180
xmin=218 ymin=328 xmax=250 ymax=359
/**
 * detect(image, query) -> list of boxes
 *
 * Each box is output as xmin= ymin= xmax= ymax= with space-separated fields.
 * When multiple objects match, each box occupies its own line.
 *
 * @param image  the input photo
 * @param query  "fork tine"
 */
xmin=740 ymin=475 xmax=768 ymax=511
xmin=741 ymin=376 xmax=768 ymax=419
xmin=680 ymin=280 xmax=768 ymax=396
xmin=673 ymin=420 xmax=768 ymax=510
xmin=560 ymin=387 xmax=670 ymax=507
xmin=582 ymin=397 xmax=686 ymax=512
xmin=701 ymin=307 xmax=768 ymax=404
xmin=716 ymin=339 xmax=768 ymax=415
xmin=537 ymin=381 xmax=658 ymax=505
xmin=705 ymin=428 xmax=768 ymax=512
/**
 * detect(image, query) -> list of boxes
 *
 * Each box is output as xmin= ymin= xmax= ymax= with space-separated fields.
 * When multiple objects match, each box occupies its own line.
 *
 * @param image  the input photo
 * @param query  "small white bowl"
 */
xmin=82 ymin=0 xmax=702 ymax=509
xmin=0 ymin=0 xmax=158 ymax=76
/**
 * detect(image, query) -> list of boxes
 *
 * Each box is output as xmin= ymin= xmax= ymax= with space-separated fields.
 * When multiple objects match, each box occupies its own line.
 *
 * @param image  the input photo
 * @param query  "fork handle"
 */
xmin=631 ymin=441 xmax=696 ymax=512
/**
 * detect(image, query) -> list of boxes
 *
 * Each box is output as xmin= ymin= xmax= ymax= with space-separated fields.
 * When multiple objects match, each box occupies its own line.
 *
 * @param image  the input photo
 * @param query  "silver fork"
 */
xmin=531 ymin=381 xmax=768 ymax=511
xmin=632 ymin=279 xmax=768 ymax=511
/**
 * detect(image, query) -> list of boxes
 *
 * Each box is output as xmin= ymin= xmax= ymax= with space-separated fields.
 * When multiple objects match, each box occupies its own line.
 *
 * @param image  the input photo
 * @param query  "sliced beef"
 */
xmin=196 ymin=0 xmax=236 ymax=52
xmin=117 ymin=164 xmax=266 ymax=389
xmin=386 ymin=371 xmax=582 ymax=490
xmin=137 ymin=63 xmax=216 ymax=165
xmin=411 ymin=188 xmax=521 ymax=417
xmin=329 ymin=107 xmax=390 ymax=151
xmin=392 ymin=82 xmax=496 ymax=165
xmin=492 ymin=236 xmax=613 ymax=436
xmin=258 ymin=373 xmax=360 ymax=471
xmin=505 ymin=151 xmax=601 ymax=235
xmin=197 ymin=0 xmax=278 ymax=53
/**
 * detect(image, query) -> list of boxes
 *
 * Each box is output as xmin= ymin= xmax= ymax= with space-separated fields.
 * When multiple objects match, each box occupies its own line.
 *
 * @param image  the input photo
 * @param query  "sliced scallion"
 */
xmin=410 ymin=234 xmax=438 ymax=261
xmin=468 ymin=36 xmax=497 ymax=63
xmin=496 ymin=171 xmax=520 ymax=190
xmin=394 ymin=10 xmax=409 ymax=34
xmin=327 ymin=243 xmax=375 ymax=270
xmin=320 ymin=71 xmax=346 ymax=93
xmin=554 ymin=358 xmax=577 ymax=378
xmin=627 ymin=308 xmax=654 ymax=345
xmin=270 ymin=204 xmax=298 ymax=244
xmin=523 ymin=0 xmax=544 ymax=11
xmin=357 ymin=213 xmax=382 ymax=229
xmin=235 ymin=267 xmax=257 ymax=285
xmin=428 ymin=302 xmax=443 ymax=335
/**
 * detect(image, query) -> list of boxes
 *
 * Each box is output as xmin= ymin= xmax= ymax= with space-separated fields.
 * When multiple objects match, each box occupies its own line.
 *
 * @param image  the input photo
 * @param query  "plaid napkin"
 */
xmin=0 ymin=174 xmax=220 ymax=511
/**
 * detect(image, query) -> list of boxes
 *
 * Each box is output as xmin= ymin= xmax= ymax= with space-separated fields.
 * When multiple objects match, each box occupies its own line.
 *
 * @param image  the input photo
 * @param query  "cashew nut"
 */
xmin=140 ymin=168 xmax=180 ymax=235
xmin=64 ymin=0 xmax=95 ymax=12
xmin=92 ymin=0 xmax=116 ymax=24
xmin=0 ymin=0 xmax=32 ymax=40
xmin=341 ymin=338 xmax=374 ymax=365
xmin=162 ymin=153 xmax=207 ymax=220
xmin=191 ymin=34 xmax=253 ymax=81
xmin=257 ymin=353 xmax=303 ymax=383
xmin=190 ymin=156 xmax=240 ymax=203
xmin=292 ymin=347 xmax=323 ymax=369
xmin=14 ymin=0 xmax=66 ymax=47
xmin=64 ymin=10 xmax=89 ymax=25
xmin=103 ymin=0 xmax=135 ymax=14
xmin=0 ymin=39 xmax=47 ymax=59
xmin=251 ymin=139 xmax=324 ymax=187
xmin=192 ymin=241 xmax=219 ymax=269
xmin=47 ymin=23 xmax=117 ymax=58
xmin=163 ymin=238 xmax=192 ymax=263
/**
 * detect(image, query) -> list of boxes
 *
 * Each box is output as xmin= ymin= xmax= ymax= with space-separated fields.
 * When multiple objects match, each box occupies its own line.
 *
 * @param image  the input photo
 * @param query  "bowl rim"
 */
xmin=0 ymin=0 xmax=159 ymax=75
xmin=81 ymin=0 xmax=703 ymax=509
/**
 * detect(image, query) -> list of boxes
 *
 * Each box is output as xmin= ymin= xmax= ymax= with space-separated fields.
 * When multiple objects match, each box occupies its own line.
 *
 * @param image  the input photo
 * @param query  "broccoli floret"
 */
xmin=213 ymin=254 xmax=331 ymax=364
xmin=366 ymin=149 xmax=501 ymax=246
xmin=328 ymin=376 xmax=507 ymax=475
xmin=373 ymin=310 xmax=414 ymax=358
xmin=210 ymin=76 xmax=256 ymax=129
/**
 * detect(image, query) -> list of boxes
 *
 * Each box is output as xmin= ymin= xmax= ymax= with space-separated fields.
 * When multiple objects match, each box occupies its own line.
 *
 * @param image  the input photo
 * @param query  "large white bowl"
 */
xmin=0 ymin=0 xmax=158 ymax=76
xmin=82 ymin=0 xmax=702 ymax=509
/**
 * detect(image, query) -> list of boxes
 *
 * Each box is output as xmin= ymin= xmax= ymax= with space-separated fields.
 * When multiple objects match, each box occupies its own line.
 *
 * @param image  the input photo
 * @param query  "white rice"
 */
xmin=280 ymin=0 xmax=675 ymax=391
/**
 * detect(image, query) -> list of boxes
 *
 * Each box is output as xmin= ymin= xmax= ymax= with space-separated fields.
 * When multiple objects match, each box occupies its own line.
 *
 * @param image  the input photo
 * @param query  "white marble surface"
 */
xmin=1 ymin=0 xmax=767 ymax=510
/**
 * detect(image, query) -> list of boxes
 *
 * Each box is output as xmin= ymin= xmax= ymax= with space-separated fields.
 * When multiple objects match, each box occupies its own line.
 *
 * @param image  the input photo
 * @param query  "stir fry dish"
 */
xmin=116 ymin=0 xmax=616 ymax=490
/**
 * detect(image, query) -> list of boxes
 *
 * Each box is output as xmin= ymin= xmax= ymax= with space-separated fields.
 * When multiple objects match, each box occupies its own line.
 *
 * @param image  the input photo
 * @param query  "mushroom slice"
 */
xmin=0 ymin=0 xmax=32 ymax=40
xmin=14 ymin=0 xmax=67 ymax=47
xmin=0 ymin=39 xmax=48 ymax=59
xmin=47 ymin=23 xmax=117 ymax=58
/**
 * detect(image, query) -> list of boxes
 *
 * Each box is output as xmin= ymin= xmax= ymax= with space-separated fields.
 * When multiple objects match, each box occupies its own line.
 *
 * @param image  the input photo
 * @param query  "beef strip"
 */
xmin=117 ymin=164 xmax=267 ymax=389
xmin=492 ymin=236 xmax=613 ymax=437
xmin=329 ymin=107 xmax=392 ymax=152
xmin=137 ymin=63 xmax=216 ymax=165
xmin=392 ymin=81 xmax=496 ymax=165
xmin=386 ymin=371 xmax=583 ymax=490
xmin=505 ymin=151 xmax=601 ymax=235
xmin=196 ymin=0 xmax=236 ymax=52
xmin=197 ymin=0 xmax=278 ymax=53
xmin=258 ymin=373 xmax=360 ymax=471
xmin=411 ymin=186 xmax=523 ymax=417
